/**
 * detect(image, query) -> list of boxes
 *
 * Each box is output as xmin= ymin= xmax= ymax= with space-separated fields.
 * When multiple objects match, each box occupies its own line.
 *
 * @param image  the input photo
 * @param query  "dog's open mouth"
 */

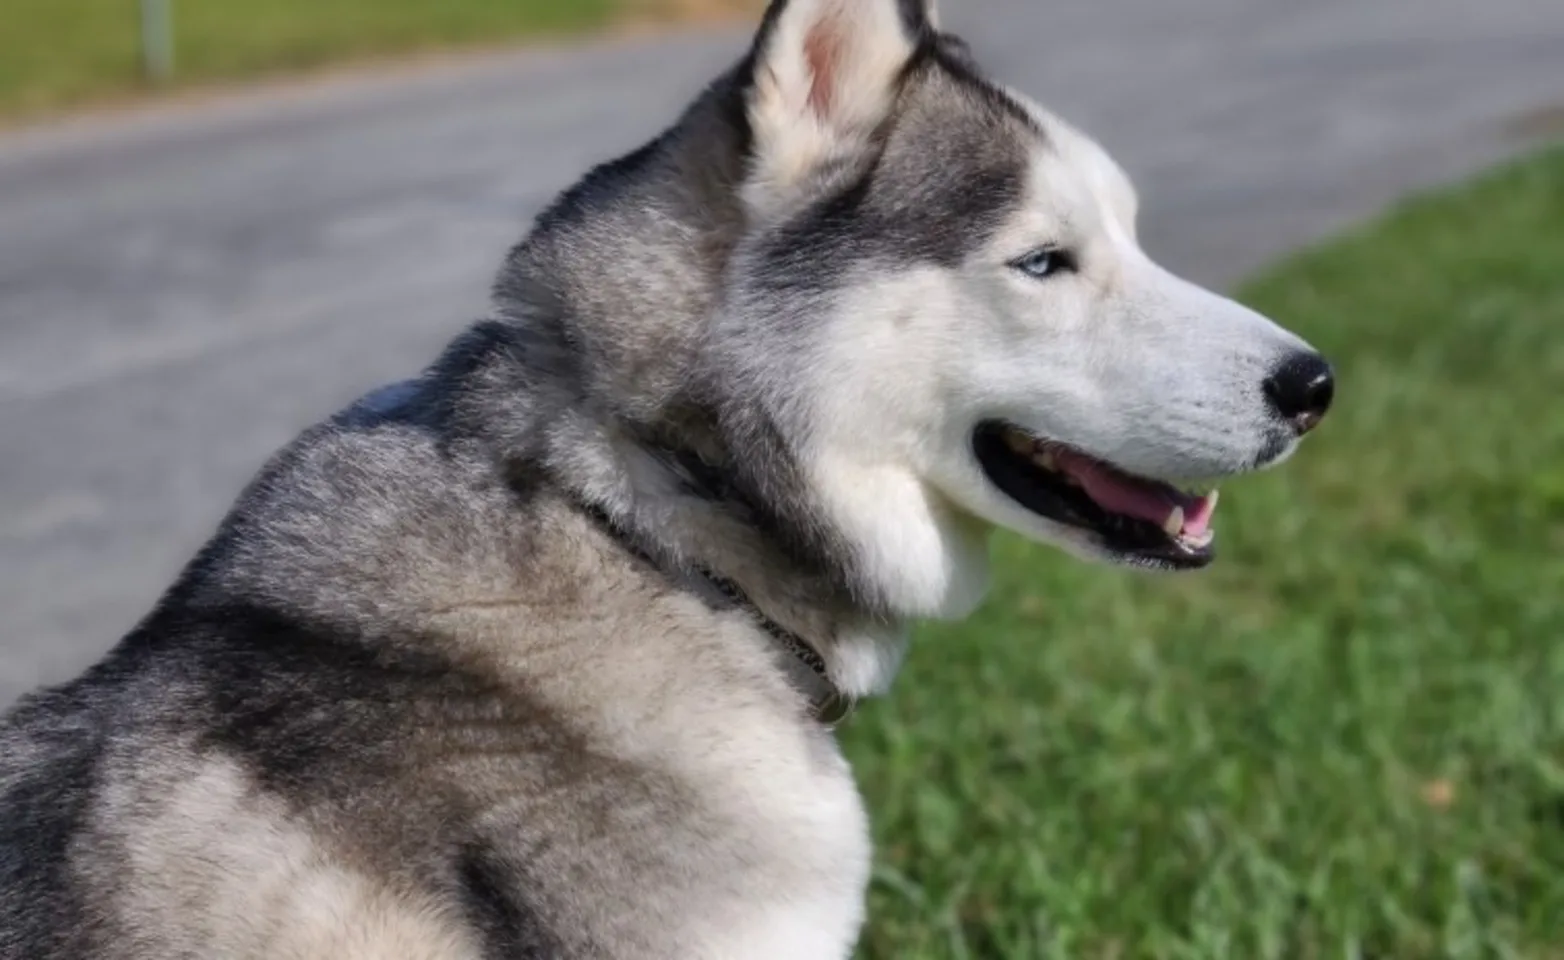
xmin=972 ymin=422 xmax=1219 ymax=569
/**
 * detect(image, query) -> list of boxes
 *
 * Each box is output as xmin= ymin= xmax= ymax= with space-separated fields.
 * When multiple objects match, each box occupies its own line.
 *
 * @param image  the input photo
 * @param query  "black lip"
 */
xmin=971 ymin=422 xmax=1214 ymax=570
xmin=1251 ymin=427 xmax=1295 ymax=470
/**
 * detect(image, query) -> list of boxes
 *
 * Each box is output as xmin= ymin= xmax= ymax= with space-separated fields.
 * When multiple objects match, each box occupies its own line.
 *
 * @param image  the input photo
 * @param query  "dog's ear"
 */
xmin=744 ymin=0 xmax=931 ymax=210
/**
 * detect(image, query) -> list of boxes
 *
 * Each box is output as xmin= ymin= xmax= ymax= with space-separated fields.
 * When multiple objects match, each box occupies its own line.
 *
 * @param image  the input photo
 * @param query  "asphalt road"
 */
xmin=2 ymin=0 xmax=1561 ymax=705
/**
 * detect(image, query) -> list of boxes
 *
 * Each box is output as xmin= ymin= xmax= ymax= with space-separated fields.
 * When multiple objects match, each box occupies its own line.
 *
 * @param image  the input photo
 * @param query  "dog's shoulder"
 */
xmin=178 ymin=373 xmax=556 ymax=629
xmin=0 ymin=376 xmax=564 ymax=958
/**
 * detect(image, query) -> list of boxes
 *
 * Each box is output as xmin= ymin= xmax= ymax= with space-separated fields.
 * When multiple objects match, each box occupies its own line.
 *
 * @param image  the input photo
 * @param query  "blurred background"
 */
xmin=1 ymin=1 xmax=1562 ymax=955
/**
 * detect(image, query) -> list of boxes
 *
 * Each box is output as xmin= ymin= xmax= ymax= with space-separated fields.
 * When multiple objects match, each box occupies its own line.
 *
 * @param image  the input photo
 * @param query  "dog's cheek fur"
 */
xmin=790 ymin=269 xmax=996 ymax=621
xmin=716 ymin=61 xmax=1040 ymax=621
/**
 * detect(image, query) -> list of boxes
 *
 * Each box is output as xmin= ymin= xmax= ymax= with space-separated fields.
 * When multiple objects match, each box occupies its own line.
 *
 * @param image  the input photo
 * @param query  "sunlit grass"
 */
xmin=0 ymin=0 xmax=629 ymax=119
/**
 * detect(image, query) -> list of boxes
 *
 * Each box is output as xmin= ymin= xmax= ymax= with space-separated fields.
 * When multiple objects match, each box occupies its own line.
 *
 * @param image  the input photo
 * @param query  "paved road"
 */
xmin=2 ymin=0 xmax=1561 ymax=704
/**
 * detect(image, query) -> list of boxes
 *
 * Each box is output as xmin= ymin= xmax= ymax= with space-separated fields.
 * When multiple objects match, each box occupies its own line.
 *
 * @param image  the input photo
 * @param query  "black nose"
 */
xmin=1263 ymin=352 xmax=1335 ymax=434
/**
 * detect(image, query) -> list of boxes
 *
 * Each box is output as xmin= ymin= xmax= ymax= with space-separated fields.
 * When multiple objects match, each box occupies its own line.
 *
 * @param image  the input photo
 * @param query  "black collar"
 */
xmin=579 ymin=503 xmax=853 ymax=726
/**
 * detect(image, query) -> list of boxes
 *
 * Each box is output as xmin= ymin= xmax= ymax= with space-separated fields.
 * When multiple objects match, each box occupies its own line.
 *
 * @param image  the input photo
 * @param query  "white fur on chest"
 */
xmin=474 ymin=589 xmax=876 ymax=959
xmin=672 ymin=728 xmax=871 ymax=959
xmin=596 ymin=645 xmax=871 ymax=958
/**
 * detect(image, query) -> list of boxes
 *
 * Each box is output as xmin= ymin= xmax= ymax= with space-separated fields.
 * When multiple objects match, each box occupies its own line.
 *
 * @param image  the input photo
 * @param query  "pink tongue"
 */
xmin=1053 ymin=450 xmax=1214 ymax=535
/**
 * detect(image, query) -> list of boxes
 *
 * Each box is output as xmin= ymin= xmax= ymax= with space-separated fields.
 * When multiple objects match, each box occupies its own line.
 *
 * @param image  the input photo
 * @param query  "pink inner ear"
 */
xmin=804 ymin=21 xmax=843 ymax=115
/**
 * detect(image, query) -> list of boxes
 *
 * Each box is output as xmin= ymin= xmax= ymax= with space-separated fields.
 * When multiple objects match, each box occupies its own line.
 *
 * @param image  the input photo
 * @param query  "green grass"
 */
xmin=846 ymin=147 xmax=1564 ymax=958
xmin=0 ymin=0 xmax=625 ymax=119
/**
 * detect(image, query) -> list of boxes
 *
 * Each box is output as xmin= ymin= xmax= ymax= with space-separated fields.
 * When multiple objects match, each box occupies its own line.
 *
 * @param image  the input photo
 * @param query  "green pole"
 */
xmin=140 ymin=0 xmax=174 ymax=82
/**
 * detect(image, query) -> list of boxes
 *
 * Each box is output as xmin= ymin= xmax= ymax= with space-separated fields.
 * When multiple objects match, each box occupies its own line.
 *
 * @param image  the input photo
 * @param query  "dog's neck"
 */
xmin=425 ymin=315 xmax=912 ymax=701
xmin=440 ymin=71 xmax=915 ymax=698
xmin=565 ymin=426 xmax=912 ymax=703
xmin=576 ymin=496 xmax=855 ymax=725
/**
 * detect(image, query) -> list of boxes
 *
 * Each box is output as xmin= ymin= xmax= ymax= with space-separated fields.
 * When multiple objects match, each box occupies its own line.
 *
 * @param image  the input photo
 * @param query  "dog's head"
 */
xmin=706 ymin=0 xmax=1334 ymax=620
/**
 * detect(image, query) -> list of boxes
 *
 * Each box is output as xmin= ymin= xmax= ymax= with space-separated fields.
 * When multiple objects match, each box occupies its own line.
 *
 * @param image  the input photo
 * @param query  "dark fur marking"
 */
xmin=917 ymin=36 xmax=1046 ymax=138
xmin=754 ymin=95 xmax=1026 ymax=291
xmin=197 ymin=615 xmax=426 ymax=793
xmin=333 ymin=378 xmax=434 ymax=432
xmin=0 ymin=694 xmax=101 ymax=958
xmin=456 ymin=842 xmax=565 ymax=959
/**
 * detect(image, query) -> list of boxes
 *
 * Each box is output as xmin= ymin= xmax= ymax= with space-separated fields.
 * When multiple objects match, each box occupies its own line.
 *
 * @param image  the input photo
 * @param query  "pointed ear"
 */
xmin=745 ymin=0 xmax=931 ymax=207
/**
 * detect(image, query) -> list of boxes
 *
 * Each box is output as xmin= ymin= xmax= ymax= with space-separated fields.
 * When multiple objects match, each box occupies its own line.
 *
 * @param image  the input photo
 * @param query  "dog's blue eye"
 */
xmin=1013 ymin=249 xmax=1072 ymax=279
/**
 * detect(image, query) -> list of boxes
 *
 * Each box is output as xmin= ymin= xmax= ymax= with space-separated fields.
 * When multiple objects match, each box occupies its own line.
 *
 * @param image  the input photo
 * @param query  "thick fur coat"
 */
xmin=0 ymin=1 xmax=1331 ymax=956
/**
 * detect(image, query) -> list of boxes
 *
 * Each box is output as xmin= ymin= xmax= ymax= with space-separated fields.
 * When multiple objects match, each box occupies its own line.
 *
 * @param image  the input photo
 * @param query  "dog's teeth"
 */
xmin=1033 ymin=449 xmax=1058 ymax=471
xmin=1187 ymin=529 xmax=1215 ymax=548
xmin=1162 ymin=507 xmax=1185 ymax=537
xmin=1205 ymin=489 xmax=1220 ymax=511
xmin=1004 ymin=431 xmax=1033 ymax=455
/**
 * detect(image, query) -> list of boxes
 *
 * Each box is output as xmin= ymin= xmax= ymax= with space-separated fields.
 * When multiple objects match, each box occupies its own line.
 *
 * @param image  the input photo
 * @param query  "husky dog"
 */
xmin=0 ymin=0 xmax=1334 ymax=956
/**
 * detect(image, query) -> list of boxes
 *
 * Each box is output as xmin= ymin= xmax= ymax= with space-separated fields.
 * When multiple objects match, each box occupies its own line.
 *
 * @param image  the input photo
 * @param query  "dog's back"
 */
xmin=0 ymin=404 xmax=548 ymax=958
xmin=0 ymin=379 xmax=867 ymax=959
xmin=0 ymin=363 xmax=542 ymax=953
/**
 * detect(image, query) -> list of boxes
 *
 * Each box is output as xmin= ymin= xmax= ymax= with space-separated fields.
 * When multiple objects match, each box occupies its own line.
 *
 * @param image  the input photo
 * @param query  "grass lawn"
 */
xmin=0 ymin=0 xmax=741 ymax=120
xmin=845 ymin=147 xmax=1564 ymax=958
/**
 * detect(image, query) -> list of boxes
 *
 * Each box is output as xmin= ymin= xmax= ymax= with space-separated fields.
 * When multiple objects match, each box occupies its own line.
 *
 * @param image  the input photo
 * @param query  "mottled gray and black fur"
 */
xmin=0 ymin=0 xmax=1333 ymax=955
